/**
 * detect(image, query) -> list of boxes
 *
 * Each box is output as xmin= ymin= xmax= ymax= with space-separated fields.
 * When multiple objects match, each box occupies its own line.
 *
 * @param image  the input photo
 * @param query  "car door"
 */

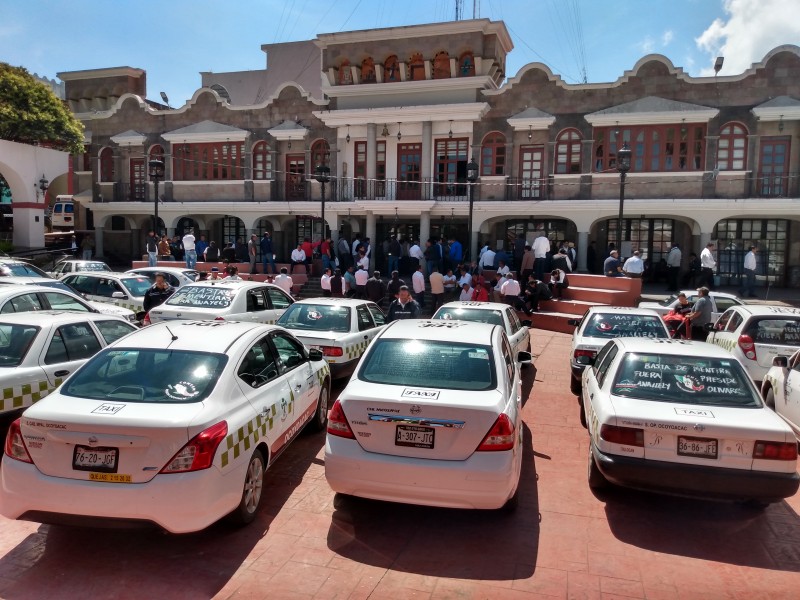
xmin=41 ymin=291 xmax=93 ymax=313
xmin=0 ymin=292 xmax=45 ymax=314
xmin=270 ymin=331 xmax=318 ymax=435
xmin=584 ymin=342 xmax=619 ymax=435
xmin=0 ymin=322 xmax=49 ymax=415
xmin=39 ymin=321 xmax=103 ymax=388
xmin=62 ymin=275 xmax=98 ymax=298
xmin=353 ymin=304 xmax=382 ymax=358
xmin=781 ymin=353 xmax=800 ymax=430
xmin=706 ymin=308 xmax=741 ymax=352
xmin=265 ymin=287 xmax=294 ymax=322
xmin=225 ymin=288 xmax=271 ymax=323
xmin=504 ymin=307 xmax=530 ymax=356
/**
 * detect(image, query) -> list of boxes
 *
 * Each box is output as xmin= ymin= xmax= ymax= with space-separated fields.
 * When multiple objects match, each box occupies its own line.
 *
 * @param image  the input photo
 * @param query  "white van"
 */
xmin=51 ymin=195 xmax=74 ymax=229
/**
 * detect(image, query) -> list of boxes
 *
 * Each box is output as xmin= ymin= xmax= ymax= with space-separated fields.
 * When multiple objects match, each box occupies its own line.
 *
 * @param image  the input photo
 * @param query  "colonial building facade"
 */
xmin=59 ymin=19 xmax=800 ymax=286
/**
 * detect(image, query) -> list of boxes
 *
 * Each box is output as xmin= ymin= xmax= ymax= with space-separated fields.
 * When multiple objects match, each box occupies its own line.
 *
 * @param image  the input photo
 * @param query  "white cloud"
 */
xmin=637 ymin=36 xmax=656 ymax=54
xmin=661 ymin=30 xmax=674 ymax=47
xmin=695 ymin=0 xmax=800 ymax=75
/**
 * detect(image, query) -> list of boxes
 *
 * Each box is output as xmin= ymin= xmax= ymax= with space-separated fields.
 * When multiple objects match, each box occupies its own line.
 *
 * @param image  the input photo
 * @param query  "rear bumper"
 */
xmin=325 ymin=435 xmax=520 ymax=509
xmin=593 ymin=444 xmax=800 ymax=502
xmin=328 ymin=359 xmax=358 ymax=379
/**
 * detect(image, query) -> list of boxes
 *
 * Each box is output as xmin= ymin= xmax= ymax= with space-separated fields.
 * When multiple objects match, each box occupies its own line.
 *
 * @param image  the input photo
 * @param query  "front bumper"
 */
xmin=593 ymin=444 xmax=800 ymax=502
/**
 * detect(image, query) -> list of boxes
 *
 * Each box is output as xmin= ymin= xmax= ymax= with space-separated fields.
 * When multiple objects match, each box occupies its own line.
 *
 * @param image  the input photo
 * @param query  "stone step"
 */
xmin=537 ymin=298 xmax=602 ymax=316
xmin=528 ymin=311 xmax=581 ymax=334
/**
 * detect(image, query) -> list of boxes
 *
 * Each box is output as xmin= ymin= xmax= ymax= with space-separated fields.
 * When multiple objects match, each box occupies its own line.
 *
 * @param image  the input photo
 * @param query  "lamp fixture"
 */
xmin=288 ymin=139 xmax=292 ymax=150
xmin=346 ymin=125 xmax=351 ymax=144
xmin=397 ymin=122 xmax=402 ymax=141
xmin=713 ymin=56 xmax=724 ymax=74
xmin=528 ymin=125 xmax=532 ymax=141
xmin=38 ymin=174 xmax=49 ymax=193
xmin=448 ymin=120 xmax=453 ymax=138
xmin=779 ymin=115 xmax=785 ymax=133
xmin=381 ymin=123 xmax=389 ymax=137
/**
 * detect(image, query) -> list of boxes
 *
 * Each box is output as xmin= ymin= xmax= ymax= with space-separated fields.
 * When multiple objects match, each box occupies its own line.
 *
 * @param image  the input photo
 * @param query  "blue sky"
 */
xmin=2 ymin=0 xmax=799 ymax=106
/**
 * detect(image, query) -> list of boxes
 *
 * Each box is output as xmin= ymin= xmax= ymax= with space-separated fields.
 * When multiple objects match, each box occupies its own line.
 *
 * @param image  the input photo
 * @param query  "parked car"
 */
xmin=0 ymin=285 xmax=136 ymax=323
xmin=0 ymin=311 xmax=135 ymax=417
xmin=581 ymin=337 xmax=799 ymax=505
xmin=148 ymin=280 xmax=293 ymax=325
xmin=49 ymin=259 xmax=112 ymax=278
xmin=762 ymin=349 xmax=800 ymax=442
xmin=276 ymin=298 xmax=386 ymax=379
xmin=569 ymin=307 xmax=671 ymax=396
xmin=638 ymin=290 xmax=743 ymax=321
xmin=325 ymin=319 xmax=531 ymax=510
xmin=706 ymin=305 xmax=800 ymax=385
xmin=126 ymin=267 xmax=199 ymax=288
xmin=0 ymin=260 xmax=50 ymax=279
xmin=0 ymin=320 xmax=331 ymax=533
xmin=60 ymin=272 xmax=152 ymax=315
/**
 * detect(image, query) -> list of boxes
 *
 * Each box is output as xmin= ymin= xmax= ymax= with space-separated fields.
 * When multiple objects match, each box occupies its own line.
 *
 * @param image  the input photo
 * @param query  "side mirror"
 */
xmin=308 ymin=348 xmax=324 ymax=362
xmin=111 ymin=291 xmax=127 ymax=299
xmin=517 ymin=351 xmax=532 ymax=364
xmin=704 ymin=322 xmax=716 ymax=332
xmin=773 ymin=356 xmax=789 ymax=368
xmin=521 ymin=319 xmax=532 ymax=328
xmin=576 ymin=355 xmax=595 ymax=366
xmin=567 ymin=319 xmax=580 ymax=327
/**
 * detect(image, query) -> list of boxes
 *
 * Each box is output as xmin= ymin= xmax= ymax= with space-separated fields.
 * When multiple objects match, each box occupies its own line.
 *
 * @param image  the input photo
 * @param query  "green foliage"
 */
xmin=0 ymin=63 xmax=84 ymax=155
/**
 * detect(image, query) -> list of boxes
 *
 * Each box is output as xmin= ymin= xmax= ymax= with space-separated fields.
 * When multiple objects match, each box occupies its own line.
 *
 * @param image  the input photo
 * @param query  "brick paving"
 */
xmin=0 ymin=329 xmax=798 ymax=599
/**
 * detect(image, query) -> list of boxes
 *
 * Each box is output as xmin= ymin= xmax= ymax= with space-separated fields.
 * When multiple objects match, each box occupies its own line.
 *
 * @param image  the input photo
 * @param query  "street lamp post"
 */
xmin=616 ymin=143 xmax=632 ymax=250
xmin=38 ymin=174 xmax=49 ymax=200
xmin=148 ymin=159 xmax=164 ymax=235
xmin=314 ymin=164 xmax=331 ymax=242
xmin=466 ymin=158 xmax=479 ymax=262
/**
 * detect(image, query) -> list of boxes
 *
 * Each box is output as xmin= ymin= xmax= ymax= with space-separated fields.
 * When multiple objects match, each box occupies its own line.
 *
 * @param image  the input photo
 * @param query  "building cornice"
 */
xmin=751 ymin=106 xmax=800 ymax=121
xmin=57 ymin=67 xmax=144 ymax=81
xmin=585 ymin=109 xmax=719 ymax=127
xmin=313 ymin=103 xmax=490 ymax=127
xmin=321 ymin=75 xmax=497 ymax=99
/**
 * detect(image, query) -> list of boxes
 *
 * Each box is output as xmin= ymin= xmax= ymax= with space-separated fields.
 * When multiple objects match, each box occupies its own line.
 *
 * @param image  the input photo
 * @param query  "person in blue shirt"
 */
xmin=260 ymin=231 xmax=277 ymax=274
xmin=194 ymin=235 xmax=208 ymax=262
xmin=603 ymin=250 xmax=623 ymax=277
xmin=448 ymin=237 xmax=463 ymax=272
xmin=344 ymin=266 xmax=357 ymax=297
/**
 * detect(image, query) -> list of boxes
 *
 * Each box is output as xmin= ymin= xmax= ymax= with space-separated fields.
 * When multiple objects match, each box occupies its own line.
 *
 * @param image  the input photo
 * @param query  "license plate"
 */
xmin=395 ymin=425 xmax=435 ymax=449
xmin=677 ymin=436 xmax=718 ymax=459
xmin=88 ymin=473 xmax=132 ymax=483
xmin=73 ymin=445 xmax=118 ymax=473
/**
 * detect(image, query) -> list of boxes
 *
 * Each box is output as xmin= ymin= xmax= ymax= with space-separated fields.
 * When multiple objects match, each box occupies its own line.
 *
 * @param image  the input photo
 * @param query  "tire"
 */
xmin=764 ymin=387 xmax=776 ymax=411
xmin=306 ymin=380 xmax=330 ymax=432
xmin=228 ymin=449 xmax=265 ymax=527
xmin=570 ymin=376 xmax=581 ymax=397
xmin=588 ymin=445 xmax=608 ymax=491
xmin=579 ymin=403 xmax=587 ymax=429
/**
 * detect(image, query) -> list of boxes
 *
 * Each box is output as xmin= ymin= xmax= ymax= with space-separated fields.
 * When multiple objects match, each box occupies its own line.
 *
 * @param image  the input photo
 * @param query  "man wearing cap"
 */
xmin=623 ymin=250 xmax=645 ymax=278
xmin=604 ymin=250 xmax=623 ymax=277
xmin=143 ymin=273 xmax=175 ymax=313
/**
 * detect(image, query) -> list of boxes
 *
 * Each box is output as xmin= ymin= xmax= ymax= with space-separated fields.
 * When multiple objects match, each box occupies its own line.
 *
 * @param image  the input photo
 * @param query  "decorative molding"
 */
xmin=313 ymin=103 xmax=491 ymax=127
xmin=321 ymin=75 xmax=498 ymax=99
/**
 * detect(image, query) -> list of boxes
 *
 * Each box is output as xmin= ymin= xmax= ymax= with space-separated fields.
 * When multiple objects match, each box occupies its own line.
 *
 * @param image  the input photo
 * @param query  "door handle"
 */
xmin=260 ymin=407 xmax=270 ymax=417
xmin=294 ymin=384 xmax=302 ymax=391
xmin=54 ymin=370 xmax=70 ymax=377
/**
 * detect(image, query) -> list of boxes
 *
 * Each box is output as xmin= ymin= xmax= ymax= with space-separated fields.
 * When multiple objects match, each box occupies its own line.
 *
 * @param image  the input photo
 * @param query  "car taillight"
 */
xmin=320 ymin=346 xmax=344 ymax=357
xmin=4 ymin=418 xmax=32 ymax=464
xmin=574 ymin=349 xmax=596 ymax=360
xmin=754 ymin=440 xmax=798 ymax=461
xmin=600 ymin=424 xmax=644 ymax=447
xmin=160 ymin=421 xmax=228 ymax=473
xmin=738 ymin=335 xmax=757 ymax=360
xmin=327 ymin=399 xmax=355 ymax=439
xmin=214 ymin=316 xmax=226 ymax=321
xmin=142 ymin=312 xmax=151 ymax=326
xmin=476 ymin=414 xmax=516 ymax=451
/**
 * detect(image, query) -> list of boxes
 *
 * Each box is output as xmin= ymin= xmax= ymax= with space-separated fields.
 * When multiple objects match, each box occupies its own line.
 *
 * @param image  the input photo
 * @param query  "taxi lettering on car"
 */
xmin=0 ymin=320 xmax=330 ymax=534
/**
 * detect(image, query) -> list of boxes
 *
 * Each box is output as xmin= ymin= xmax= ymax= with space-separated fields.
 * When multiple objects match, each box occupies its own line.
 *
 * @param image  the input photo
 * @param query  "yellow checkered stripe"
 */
xmin=316 ymin=363 xmax=330 ymax=387
xmin=345 ymin=340 xmax=370 ymax=361
xmin=114 ymin=301 xmax=141 ymax=313
xmin=1 ymin=378 xmax=63 ymax=414
xmin=714 ymin=337 xmax=737 ymax=353
xmin=220 ymin=404 xmax=278 ymax=469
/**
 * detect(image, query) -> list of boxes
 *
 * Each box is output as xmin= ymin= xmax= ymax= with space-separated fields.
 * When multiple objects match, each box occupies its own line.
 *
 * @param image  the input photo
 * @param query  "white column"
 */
xmin=577 ymin=231 xmax=589 ymax=272
xmin=366 ymin=123 xmax=377 ymax=199
xmin=419 ymin=211 xmax=430 ymax=246
xmin=421 ymin=121 xmax=432 ymax=200
xmin=366 ymin=212 xmax=376 ymax=271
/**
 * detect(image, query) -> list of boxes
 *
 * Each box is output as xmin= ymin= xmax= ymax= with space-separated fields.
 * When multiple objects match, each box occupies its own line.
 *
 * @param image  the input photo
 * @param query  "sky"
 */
xmin=2 ymin=0 xmax=799 ymax=106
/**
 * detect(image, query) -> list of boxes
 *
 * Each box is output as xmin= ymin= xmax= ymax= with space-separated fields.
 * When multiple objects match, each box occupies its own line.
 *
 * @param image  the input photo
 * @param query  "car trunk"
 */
xmin=149 ymin=307 xmax=220 ymax=322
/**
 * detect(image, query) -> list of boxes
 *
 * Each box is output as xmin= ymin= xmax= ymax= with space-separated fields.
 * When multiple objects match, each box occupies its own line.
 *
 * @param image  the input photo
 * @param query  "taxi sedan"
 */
xmin=0 ymin=320 xmax=331 ymax=534
xmin=276 ymin=298 xmax=386 ymax=379
xmin=432 ymin=301 xmax=531 ymax=360
xmin=325 ymin=319 xmax=531 ymax=510
xmin=761 ymin=349 xmax=800 ymax=442
xmin=582 ymin=338 xmax=799 ymax=505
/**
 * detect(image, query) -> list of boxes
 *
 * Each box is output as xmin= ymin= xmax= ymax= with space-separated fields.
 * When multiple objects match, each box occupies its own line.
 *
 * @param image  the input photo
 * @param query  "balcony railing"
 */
xmin=756 ymin=172 xmax=796 ymax=198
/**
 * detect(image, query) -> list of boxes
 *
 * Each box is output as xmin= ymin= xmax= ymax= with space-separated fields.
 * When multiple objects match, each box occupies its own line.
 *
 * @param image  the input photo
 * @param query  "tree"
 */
xmin=0 ymin=62 xmax=83 ymax=155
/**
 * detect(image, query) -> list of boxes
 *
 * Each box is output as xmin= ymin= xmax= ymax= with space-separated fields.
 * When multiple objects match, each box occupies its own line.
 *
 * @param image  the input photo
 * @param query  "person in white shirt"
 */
xmin=408 ymin=241 xmax=424 ymax=270
xmin=500 ymin=273 xmax=521 ymax=306
xmin=443 ymin=269 xmax=457 ymax=297
xmin=354 ymin=266 xmax=369 ymax=298
xmin=623 ymin=250 xmax=645 ymax=278
xmin=411 ymin=264 xmax=426 ymax=308
xmin=290 ymin=244 xmax=307 ymax=274
xmin=457 ymin=267 xmax=472 ymax=288
xmin=479 ymin=247 xmax=496 ymax=272
xmin=182 ymin=229 xmax=197 ymax=269
xmin=320 ymin=267 xmax=332 ymax=297
xmin=739 ymin=245 xmax=758 ymax=298
xmin=351 ymin=236 xmax=361 ymax=261
xmin=700 ymin=242 xmax=717 ymax=289
xmin=429 ymin=266 xmax=445 ymax=311
xmin=665 ymin=243 xmax=682 ymax=292
xmin=496 ymin=260 xmax=510 ymax=276
xmin=459 ymin=283 xmax=474 ymax=301
xmin=273 ymin=267 xmax=294 ymax=295
xmin=548 ymin=268 xmax=569 ymax=299
xmin=533 ymin=233 xmax=551 ymax=280
xmin=356 ymin=252 xmax=369 ymax=271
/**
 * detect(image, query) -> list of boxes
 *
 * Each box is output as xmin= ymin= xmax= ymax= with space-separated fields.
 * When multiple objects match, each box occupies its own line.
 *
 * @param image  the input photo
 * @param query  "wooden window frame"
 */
xmin=593 ymin=124 xmax=707 ymax=173
xmin=252 ymin=141 xmax=273 ymax=180
xmin=480 ymin=132 xmax=506 ymax=176
xmin=717 ymin=122 xmax=748 ymax=171
xmin=172 ymin=142 xmax=244 ymax=181
xmin=99 ymin=148 xmax=114 ymax=182
xmin=555 ymin=129 xmax=582 ymax=174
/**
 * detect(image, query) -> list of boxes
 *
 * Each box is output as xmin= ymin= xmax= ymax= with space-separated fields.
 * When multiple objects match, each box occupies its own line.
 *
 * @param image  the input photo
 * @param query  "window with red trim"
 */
xmin=384 ymin=55 xmax=400 ymax=82
xmin=593 ymin=125 xmax=706 ymax=172
xmin=80 ymin=145 xmax=91 ymax=171
xmin=354 ymin=141 xmax=386 ymax=198
xmin=480 ymin=132 xmax=506 ymax=176
xmin=311 ymin=139 xmax=330 ymax=169
xmin=172 ymin=142 xmax=244 ymax=181
xmin=409 ymin=53 xmax=425 ymax=81
xmin=252 ymin=141 xmax=273 ymax=180
xmin=459 ymin=52 xmax=475 ymax=77
xmin=99 ymin=148 xmax=114 ymax=182
xmin=433 ymin=51 xmax=450 ymax=79
xmin=149 ymin=144 xmax=164 ymax=163
xmin=717 ymin=122 xmax=748 ymax=170
xmin=338 ymin=60 xmax=352 ymax=85
xmin=555 ymin=129 xmax=582 ymax=174
xmin=361 ymin=58 xmax=376 ymax=84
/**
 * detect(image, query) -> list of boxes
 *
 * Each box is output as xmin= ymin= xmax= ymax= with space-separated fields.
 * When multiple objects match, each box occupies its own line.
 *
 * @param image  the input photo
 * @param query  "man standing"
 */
xmin=344 ymin=266 xmax=357 ymax=298
xmin=387 ymin=270 xmax=406 ymax=300
xmin=260 ymin=231 xmax=277 ymax=274
xmin=533 ymin=233 xmax=550 ymax=280
xmin=666 ymin=243 xmax=682 ymax=291
xmin=387 ymin=286 xmax=421 ymax=322
xmin=354 ymin=265 xmax=369 ymax=299
xmin=320 ymin=267 xmax=332 ymax=297
xmin=551 ymin=249 xmax=571 ymax=273
xmin=145 ymin=231 xmax=158 ymax=267
xmin=412 ymin=264 xmax=426 ymax=308
xmin=429 ymin=265 xmax=445 ymax=311
xmin=513 ymin=234 xmax=525 ymax=271
xmin=520 ymin=244 xmax=534 ymax=281
xmin=700 ymin=242 xmax=717 ymax=289
xmin=740 ymin=245 xmax=758 ymax=298
xmin=195 ymin=235 xmax=208 ymax=262
xmin=351 ymin=234 xmax=362 ymax=266
xmin=604 ymin=250 xmax=623 ymax=277
xmin=247 ymin=234 xmax=259 ymax=275
xmin=623 ymin=250 xmax=645 ymax=278
xmin=273 ymin=267 xmax=294 ymax=295
xmin=686 ymin=287 xmax=713 ymax=341
xmin=204 ymin=241 xmax=220 ymax=263
xmin=142 ymin=273 xmax=175 ymax=313
xmin=182 ymin=229 xmax=197 ymax=269
xmin=330 ymin=268 xmax=345 ymax=298
xmin=80 ymin=235 xmax=94 ymax=260
xmin=387 ymin=236 xmax=401 ymax=275
xmin=366 ymin=270 xmax=388 ymax=307
xmin=448 ymin=237 xmax=462 ymax=272
xmin=337 ymin=235 xmax=352 ymax=271
xmin=408 ymin=240 xmax=424 ymax=271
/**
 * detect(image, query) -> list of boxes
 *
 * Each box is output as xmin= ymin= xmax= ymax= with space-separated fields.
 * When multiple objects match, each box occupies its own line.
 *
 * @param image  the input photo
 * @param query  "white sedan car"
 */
xmin=582 ymin=338 xmax=799 ymax=505
xmin=148 ymin=280 xmax=293 ymax=325
xmin=569 ymin=307 xmax=671 ymax=396
xmin=126 ymin=267 xmax=199 ymax=288
xmin=638 ymin=290 xmax=743 ymax=321
xmin=0 ymin=281 xmax=136 ymax=322
xmin=49 ymin=259 xmax=112 ymax=278
xmin=325 ymin=319 xmax=531 ymax=510
xmin=60 ymin=272 xmax=152 ymax=314
xmin=0 ymin=311 xmax=136 ymax=417
xmin=761 ymin=349 xmax=800 ymax=442
xmin=431 ymin=301 xmax=531 ymax=360
xmin=276 ymin=298 xmax=386 ymax=379
xmin=0 ymin=320 xmax=331 ymax=534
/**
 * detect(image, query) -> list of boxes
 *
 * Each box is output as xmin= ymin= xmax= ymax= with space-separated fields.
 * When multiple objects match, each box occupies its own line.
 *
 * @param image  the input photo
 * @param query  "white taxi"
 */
xmin=582 ymin=338 xmax=799 ymax=505
xmin=49 ymin=259 xmax=112 ymax=278
xmin=126 ymin=267 xmax=199 ymax=288
xmin=0 ymin=320 xmax=331 ymax=534
xmin=432 ymin=301 xmax=531 ymax=360
xmin=706 ymin=305 xmax=800 ymax=385
xmin=0 ymin=283 xmax=136 ymax=322
xmin=147 ymin=280 xmax=293 ymax=325
xmin=276 ymin=298 xmax=386 ymax=379
xmin=569 ymin=307 xmax=670 ymax=397
xmin=0 ymin=311 xmax=136 ymax=417
xmin=761 ymin=349 xmax=800 ymax=442
xmin=638 ymin=290 xmax=743 ymax=321
xmin=60 ymin=272 xmax=152 ymax=315
xmin=325 ymin=319 xmax=531 ymax=510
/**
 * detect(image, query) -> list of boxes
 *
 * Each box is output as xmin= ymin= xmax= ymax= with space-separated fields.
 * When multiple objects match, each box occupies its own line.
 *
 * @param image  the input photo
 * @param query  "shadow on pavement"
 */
xmin=326 ymin=422 xmax=540 ymax=581
xmin=602 ymin=487 xmax=800 ymax=571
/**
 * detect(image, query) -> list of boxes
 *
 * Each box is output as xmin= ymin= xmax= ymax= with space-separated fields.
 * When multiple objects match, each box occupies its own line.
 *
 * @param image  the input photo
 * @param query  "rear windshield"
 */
xmin=0 ymin=324 xmax=39 ymax=367
xmin=120 ymin=277 xmax=152 ymax=297
xmin=277 ymin=304 xmax=351 ymax=333
xmin=746 ymin=318 xmax=800 ymax=345
xmin=582 ymin=313 xmax=669 ymax=339
xmin=358 ymin=339 xmax=496 ymax=391
xmin=1 ymin=263 xmax=48 ymax=277
xmin=433 ymin=307 xmax=504 ymax=328
xmin=166 ymin=286 xmax=234 ymax=309
xmin=612 ymin=352 xmax=759 ymax=408
xmin=61 ymin=348 xmax=227 ymax=403
xmin=76 ymin=262 xmax=110 ymax=272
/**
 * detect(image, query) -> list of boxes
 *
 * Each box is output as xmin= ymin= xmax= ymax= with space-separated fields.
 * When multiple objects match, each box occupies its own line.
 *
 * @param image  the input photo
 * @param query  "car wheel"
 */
xmin=579 ymin=403 xmax=587 ymax=429
xmin=306 ymin=380 xmax=330 ymax=432
xmin=764 ymin=387 xmax=776 ymax=410
xmin=570 ymin=376 xmax=581 ymax=396
xmin=228 ymin=449 xmax=265 ymax=527
xmin=588 ymin=445 xmax=608 ymax=491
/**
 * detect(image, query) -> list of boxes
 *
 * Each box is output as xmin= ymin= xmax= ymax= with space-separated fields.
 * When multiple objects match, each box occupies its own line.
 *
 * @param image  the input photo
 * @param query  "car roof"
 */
xmin=725 ymin=305 xmax=800 ymax=317
xmin=127 ymin=267 xmax=195 ymax=275
xmin=0 ymin=285 xmax=82 ymax=299
xmin=118 ymin=321 xmax=280 ymax=351
xmin=612 ymin=338 xmax=737 ymax=358
xmin=439 ymin=301 xmax=510 ymax=311
xmin=679 ymin=290 xmax=739 ymax=299
xmin=0 ymin=276 xmax=56 ymax=284
xmin=380 ymin=319 xmax=500 ymax=344
xmin=63 ymin=272 xmax=145 ymax=280
xmin=291 ymin=297 xmax=375 ymax=307
xmin=0 ymin=310 xmax=127 ymax=326
xmin=584 ymin=306 xmax=664 ymax=318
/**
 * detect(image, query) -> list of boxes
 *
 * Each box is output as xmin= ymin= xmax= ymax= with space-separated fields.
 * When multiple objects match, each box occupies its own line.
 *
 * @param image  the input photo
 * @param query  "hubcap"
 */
xmin=243 ymin=456 xmax=264 ymax=513
xmin=318 ymin=387 xmax=329 ymax=423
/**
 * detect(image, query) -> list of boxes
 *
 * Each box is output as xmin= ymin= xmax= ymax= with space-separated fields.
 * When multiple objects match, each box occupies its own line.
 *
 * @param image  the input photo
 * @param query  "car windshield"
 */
xmin=120 ymin=277 xmax=153 ymax=297
xmin=358 ymin=339 xmax=496 ymax=391
xmin=1 ymin=263 xmax=49 ymax=277
xmin=0 ymin=324 xmax=40 ymax=367
xmin=61 ymin=348 xmax=227 ymax=403
xmin=612 ymin=352 xmax=759 ymax=408
xmin=277 ymin=304 xmax=351 ymax=332
xmin=166 ymin=286 xmax=234 ymax=309
xmin=583 ymin=313 xmax=668 ymax=339
xmin=658 ymin=295 xmax=678 ymax=307
xmin=433 ymin=307 xmax=505 ymax=329
xmin=746 ymin=318 xmax=800 ymax=346
xmin=76 ymin=262 xmax=110 ymax=272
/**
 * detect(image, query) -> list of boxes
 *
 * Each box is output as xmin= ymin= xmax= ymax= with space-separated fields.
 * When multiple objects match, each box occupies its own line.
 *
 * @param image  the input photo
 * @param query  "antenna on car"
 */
xmin=165 ymin=324 xmax=178 ymax=342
